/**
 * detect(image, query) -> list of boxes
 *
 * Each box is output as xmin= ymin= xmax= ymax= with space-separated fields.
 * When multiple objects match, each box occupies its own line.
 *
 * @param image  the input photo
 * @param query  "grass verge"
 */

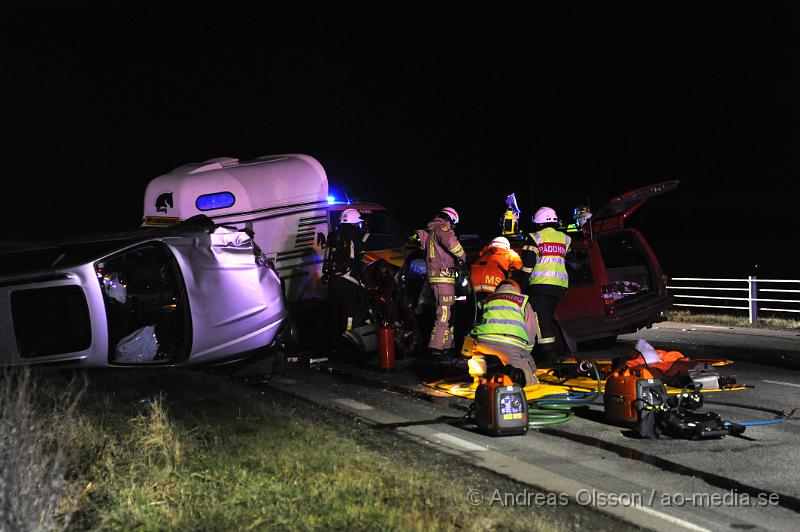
xmin=0 ymin=368 xmax=86 ymax=531
xmin=1 ymin=367 xmax=629 ymax=531
xmin=666 ymin=310 xmax=800 ymax=331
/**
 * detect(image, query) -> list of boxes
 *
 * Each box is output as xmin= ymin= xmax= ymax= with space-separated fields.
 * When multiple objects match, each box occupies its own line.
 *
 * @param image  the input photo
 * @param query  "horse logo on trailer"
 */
xmin=156 ymin=192 xmax=174 ymax=213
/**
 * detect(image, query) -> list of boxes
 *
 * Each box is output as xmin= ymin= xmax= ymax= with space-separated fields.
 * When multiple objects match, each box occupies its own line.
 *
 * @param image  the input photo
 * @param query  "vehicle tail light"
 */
xmin=601 ymin=283 xmax=615 ymax=316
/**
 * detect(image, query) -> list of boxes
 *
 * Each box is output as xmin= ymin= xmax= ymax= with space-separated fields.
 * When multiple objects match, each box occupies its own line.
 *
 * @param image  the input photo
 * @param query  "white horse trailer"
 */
xmin=142 ymin=154 xmax=330 ymax=304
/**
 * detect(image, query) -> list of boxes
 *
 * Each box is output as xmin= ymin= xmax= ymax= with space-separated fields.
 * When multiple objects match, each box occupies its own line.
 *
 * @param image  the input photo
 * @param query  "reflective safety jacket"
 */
xmin=470 ymin=283 xmax=536 ymax=351
xmin=521 ymin=227 xmax=571 ymax=288
xmin=415 ymin=218 xmax=465 ymax=285
xmin=470 ymin=245 xmax=522 ymax=293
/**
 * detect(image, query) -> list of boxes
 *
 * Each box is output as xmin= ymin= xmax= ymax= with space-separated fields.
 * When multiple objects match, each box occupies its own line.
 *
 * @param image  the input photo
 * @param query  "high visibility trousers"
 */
xmin=470 ymin=338 xmax=537 ymax=387
xmin=428 ymin=282 xmax=456 ymax=351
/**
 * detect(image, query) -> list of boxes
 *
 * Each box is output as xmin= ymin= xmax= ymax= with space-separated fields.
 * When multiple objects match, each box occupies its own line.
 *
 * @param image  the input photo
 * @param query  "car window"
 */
xmin=329 ymin=209 xmax=407 ymax=250
xmin=329 ymin=210 xmax=343 ymax=230
xmin=598 ymin=233 xmax=648 ymax=268
xmin=96 ymin=243 xmax=189 ymax=364
xmin=363 ymin=211 xmax=406 ymax=250
xmin=565 ymin=248 xmax=593 ymax=287
xmin=11 ymin=285 xmax=92 ymax=357
xmin=598 ymin=232 xmax=653 ymax=299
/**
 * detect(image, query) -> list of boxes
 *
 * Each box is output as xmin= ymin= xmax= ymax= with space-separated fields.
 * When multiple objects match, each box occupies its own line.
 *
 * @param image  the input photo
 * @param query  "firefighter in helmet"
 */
xmin=470 ymin=236 xmax=522 ymax=304
xmin=466 ymin=269 xmax=538 ymax=386
xmin=323 ymin=208 xmax=371 ymax=357
xmin=566 ymin=205 xmax=593 ymax=233
xmin=414 ymin=207 xmax=465 ymax=364
xmin=520 ymin=206 xmax=571 ymax=363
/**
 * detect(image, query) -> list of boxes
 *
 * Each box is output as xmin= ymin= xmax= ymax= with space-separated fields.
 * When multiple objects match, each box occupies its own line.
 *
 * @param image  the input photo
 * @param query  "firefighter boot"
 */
xmin=430 ymin=349 xmax=467 ymax=375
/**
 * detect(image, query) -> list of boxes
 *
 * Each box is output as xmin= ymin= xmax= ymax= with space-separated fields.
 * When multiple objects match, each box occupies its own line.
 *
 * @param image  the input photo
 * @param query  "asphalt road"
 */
xmin=630 ymin=321 xmax=800 ymax=369
xmin=263 ymin=322 xmax=800 ymax=532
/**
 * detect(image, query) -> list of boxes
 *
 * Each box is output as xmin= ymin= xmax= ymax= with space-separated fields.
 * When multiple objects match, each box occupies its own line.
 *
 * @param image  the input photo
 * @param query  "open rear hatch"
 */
xmin=587 ymin=179 xmax=680 ymax=234
xmin=587 ymin=180 xmax=679 ymax=305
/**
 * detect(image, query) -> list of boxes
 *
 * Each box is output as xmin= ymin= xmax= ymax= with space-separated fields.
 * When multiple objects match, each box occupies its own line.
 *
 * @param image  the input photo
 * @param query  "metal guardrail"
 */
xmin=667 ymin=277 xmax=800 ymax=324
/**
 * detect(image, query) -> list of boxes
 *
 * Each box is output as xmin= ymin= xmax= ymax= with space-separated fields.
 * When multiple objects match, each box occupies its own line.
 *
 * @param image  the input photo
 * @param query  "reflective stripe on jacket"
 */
xmin=418 ymin=218 xmax=465 ymax=285
xmin=471 ymin=291 xmax=529 ymax=348
xmin=526 ymin=228 xmax=570 ymax=288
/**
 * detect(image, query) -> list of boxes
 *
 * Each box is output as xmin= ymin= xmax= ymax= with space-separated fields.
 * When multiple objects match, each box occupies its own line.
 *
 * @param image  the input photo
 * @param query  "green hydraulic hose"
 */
xmin=527 ymin=356 xmax=602 ymax=428
xmin=527 ymin=404 xmax=576 ymax=427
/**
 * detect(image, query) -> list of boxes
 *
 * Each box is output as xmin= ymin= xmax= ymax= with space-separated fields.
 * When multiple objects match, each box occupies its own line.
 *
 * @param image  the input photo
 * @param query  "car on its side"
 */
xmin=0 ymin=218 xmax=286 ymax=368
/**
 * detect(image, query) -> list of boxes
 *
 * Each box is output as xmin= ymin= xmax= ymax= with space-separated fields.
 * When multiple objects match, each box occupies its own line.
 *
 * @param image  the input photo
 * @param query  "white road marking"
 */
xmin=430 ymin=432 xmax=488 ymax=452
xmin=636 ymin=505 xmax=712 ymax=532
xmin=333 ymin=398 xmax=374 ymax=410
xmin=762 ymin=379 xmax=800 ymax=388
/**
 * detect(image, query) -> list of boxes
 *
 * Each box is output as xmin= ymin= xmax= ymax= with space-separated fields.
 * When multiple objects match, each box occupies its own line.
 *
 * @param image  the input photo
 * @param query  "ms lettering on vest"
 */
xmin=484 ymin=275 xmax=503 ymax=286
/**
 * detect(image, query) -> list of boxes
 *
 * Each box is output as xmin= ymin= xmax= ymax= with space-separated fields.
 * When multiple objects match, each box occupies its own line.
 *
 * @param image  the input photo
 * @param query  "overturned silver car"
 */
xmin=0 ymin=218 xmax=286 ymax=367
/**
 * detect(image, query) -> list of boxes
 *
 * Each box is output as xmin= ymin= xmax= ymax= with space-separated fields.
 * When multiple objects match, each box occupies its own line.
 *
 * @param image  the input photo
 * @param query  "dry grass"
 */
xmin=4 ymin=368 xmax=590 ymax=532
xmin=0 ymin=368 xmax=86 ymax=531
xmin=666 ymin=310 xmax=800 ymax=331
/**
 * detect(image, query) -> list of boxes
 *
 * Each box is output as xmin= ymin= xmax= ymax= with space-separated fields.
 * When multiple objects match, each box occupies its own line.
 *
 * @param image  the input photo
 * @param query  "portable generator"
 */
xmin=473 ymin=374 xmax=528 ymax=436
xmin=604 ymin=366 xmax=668 ymax=438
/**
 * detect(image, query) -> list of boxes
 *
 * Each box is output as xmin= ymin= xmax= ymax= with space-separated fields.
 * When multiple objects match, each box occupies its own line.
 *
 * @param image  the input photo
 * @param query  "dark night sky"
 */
xmin=3 ymin=2 xmax=797 ymax=277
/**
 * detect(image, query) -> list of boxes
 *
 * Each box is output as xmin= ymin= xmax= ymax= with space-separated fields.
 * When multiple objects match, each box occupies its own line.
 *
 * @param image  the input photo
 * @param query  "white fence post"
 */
xmin=748 ymin=275 xmax=758 ymax=324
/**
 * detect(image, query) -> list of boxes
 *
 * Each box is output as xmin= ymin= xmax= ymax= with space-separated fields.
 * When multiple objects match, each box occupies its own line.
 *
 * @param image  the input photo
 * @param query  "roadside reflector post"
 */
xmin=748 ymin=275 xmax=758 ymax=324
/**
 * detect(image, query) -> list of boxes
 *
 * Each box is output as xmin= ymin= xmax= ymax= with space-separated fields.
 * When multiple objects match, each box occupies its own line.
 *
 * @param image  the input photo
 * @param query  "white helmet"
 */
xmin=439 ymin=207 xmax=459 ymax=225
xmin=490 ymin=236 xmax=510 ymax=250
xmin=340 ymin=208 xmax=363 ymax=224
xmin=532 ymin=206 xmax=558 ymax=224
